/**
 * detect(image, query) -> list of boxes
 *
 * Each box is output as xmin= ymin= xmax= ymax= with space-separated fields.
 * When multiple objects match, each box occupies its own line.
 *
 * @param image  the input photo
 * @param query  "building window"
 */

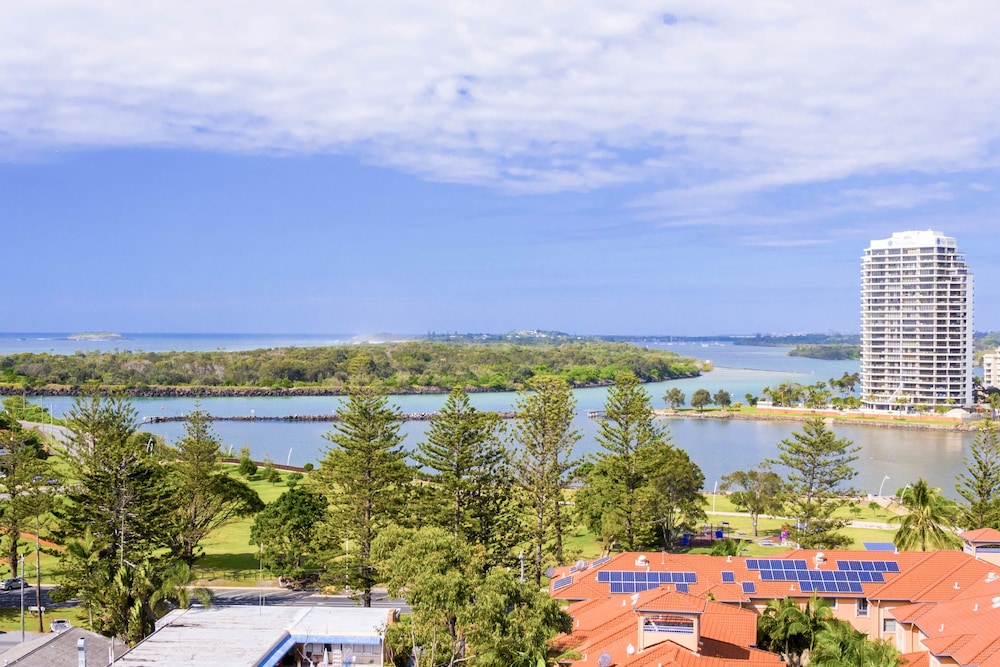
xmin=883 ymin=618 xmax=896 ymax=633
xmin=822 ymin=597 xmax=837 ymax=609
xmin=857 ymin=598 xmax=869 ymax=617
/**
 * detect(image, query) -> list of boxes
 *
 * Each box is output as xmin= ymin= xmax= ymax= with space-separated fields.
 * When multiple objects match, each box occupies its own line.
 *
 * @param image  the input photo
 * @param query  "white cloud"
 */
xmin=4 ymin=0 xmax=1000 ymax=214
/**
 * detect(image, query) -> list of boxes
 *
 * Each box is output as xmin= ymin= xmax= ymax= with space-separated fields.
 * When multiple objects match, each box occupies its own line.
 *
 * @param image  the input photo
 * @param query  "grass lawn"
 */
xmin=0 ymin=606 xmax=89 ymax=634
xmin=193 ymin=470 xmax=302 ymax=584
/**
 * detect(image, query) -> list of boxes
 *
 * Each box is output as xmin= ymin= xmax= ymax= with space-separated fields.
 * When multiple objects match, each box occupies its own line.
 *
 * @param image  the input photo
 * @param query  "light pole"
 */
xmin=713 ymin=481 xmax=719 ymax=513
xmin=19 ymin=553 xmax=25 ymax=641
xmin=901 ymin=484 xmax=911 ymax=505
xmin=877 ymin=475 xmax=890 ymax=497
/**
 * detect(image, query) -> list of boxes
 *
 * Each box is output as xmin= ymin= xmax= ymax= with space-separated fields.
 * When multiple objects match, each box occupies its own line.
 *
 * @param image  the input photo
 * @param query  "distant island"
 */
xmin=68 ymin=332 xmax=123 ymax=341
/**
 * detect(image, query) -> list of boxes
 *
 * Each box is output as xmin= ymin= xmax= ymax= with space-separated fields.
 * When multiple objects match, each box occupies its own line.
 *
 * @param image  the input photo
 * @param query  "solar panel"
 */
xmin=873 ymin=562 xmax=888 ymax=572
xmin=742 ymin=581 xmax=756 ymax=594
xmin=591 ymin=555 xmax=612 ymax=567
xmin=676 ymin=583 xmax=689 ymax=593
xmin=800 ymin=581 xmax=814 ymax=592
xmin=761 ymin=571 xmax=774 ymax=581
xmin=822 ymin=571 xmax=835 ymax=581
xmin=872 ymin=572 xmax=885 ymax=583
xmin=836 ymin=560 xmax=849 ymax=570
xmin=886 ymin=562 xmax=900 ymax=573
xmin=849 ymin=582 xmax=863 ymax=593
xmin=553 ymin=576 xmax=573 ymax=591
xmin=635 ymin=571 xmax=647 ymax=582
xmin=685 ymin=572 xmax=697 ymax=583
xmin=863 ymin=542 xmax=897 ymax=552
xmin=862 ymin=561 xmax=876 ymax=571
xmin=722 ymin=571 xmax=735 ymax=583
xmin=746 ymin=559 xmax=760 ymax=570
xmin=610 ymin=582 xmax=624 ymax=594
xmin=597 ymin=571 xmax=610 ymax=582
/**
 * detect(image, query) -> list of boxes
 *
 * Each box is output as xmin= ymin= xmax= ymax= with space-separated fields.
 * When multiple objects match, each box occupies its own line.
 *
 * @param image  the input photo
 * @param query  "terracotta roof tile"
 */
xmin=960 ymin=527 xmax=1000 ymax=543
xmin=899 ymin=651 xmax=930 ymax=667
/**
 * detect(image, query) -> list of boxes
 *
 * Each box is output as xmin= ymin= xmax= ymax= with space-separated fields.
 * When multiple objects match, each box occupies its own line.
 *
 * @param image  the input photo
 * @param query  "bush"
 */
xmin=239 ymin=456 xmax=258 ymax=478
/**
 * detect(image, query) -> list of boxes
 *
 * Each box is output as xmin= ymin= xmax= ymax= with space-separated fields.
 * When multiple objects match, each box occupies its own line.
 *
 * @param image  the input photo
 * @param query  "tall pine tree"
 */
xmin=168 ymin=406 xmax=263 ymax=565
xmin=54 ymin=393 xmax=179 ymax=641
xmin=956 ymin=418 xmax=1000 ymax=529
xmin=414 ymin=387 xmax=520 ymax=568
xmin=769 ymin=418 xmax=859 ymax=549
xmin=511 ymin=375 xmax=580 ymax=586
xmin=577 ymin=371 xmax=670 ymax=550
xmin=313 ymin=375 xmax=412 ymax=606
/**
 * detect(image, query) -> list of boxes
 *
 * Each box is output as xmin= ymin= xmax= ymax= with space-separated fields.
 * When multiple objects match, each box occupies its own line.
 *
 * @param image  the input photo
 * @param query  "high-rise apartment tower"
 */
xmin=860 ymin=230 xmax=974 ymax=411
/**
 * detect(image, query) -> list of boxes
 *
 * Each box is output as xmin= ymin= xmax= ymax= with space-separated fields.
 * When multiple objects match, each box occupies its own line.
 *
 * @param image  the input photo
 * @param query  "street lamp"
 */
xmin=877 ymin=475 xmax=890 ymax=497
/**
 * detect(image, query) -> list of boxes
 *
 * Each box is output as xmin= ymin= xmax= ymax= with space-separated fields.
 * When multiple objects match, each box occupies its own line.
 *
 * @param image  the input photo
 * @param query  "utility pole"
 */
xmin=36 ymin=512 xmax=43 ymax=633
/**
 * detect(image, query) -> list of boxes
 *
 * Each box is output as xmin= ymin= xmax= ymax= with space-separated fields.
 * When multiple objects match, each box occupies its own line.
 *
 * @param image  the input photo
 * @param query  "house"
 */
xmin=549 ymin=529 xmax=1000 ymax=667
xmin=110 ymin=605 xmax=398 ymax=666
xmin=0 ymin=626 xmax=118 ymax=667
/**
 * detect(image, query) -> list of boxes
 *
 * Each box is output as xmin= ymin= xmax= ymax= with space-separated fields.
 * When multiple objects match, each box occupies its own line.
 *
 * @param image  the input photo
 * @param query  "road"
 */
xmin=209 ymin=587 xmax=409 ymax=611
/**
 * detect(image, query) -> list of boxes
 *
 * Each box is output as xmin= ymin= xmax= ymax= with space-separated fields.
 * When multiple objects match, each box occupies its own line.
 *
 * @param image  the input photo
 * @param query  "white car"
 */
xmin=0 ymin=577 xmax=26 ymax=591
xmin=50 ymin=619 xmax=72 ymax=633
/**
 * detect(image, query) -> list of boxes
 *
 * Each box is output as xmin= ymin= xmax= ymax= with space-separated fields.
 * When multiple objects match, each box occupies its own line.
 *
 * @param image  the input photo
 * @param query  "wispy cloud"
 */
xmin=4 ymin=0 xmax=1000 ymax=222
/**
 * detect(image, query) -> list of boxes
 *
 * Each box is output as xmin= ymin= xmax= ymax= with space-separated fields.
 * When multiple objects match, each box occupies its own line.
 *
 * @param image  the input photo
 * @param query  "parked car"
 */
xmin=0 ymin=577 xmax=26 ymax=591
xmin=50 ymin=619 xmax=72 ymax=633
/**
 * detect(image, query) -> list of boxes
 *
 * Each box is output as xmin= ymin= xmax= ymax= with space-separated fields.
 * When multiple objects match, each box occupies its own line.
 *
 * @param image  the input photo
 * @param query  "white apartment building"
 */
xmin=861 ymin=230 xmax=974 ymax=410
xmin=984 ymin=347 xmax=1000 ymax=388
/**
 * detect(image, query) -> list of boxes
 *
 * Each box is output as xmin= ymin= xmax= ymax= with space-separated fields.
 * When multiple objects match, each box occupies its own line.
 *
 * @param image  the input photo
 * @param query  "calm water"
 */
xmin=6 ymin=334 xmax=976 ymax=498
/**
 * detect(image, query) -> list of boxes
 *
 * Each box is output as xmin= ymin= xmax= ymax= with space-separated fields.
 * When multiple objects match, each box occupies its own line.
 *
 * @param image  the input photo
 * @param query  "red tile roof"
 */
xmin=960 ymin=527 xmax=1000 ymax=543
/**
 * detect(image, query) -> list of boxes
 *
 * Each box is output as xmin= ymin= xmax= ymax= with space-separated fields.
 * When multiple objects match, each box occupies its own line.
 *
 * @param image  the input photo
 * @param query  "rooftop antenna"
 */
xmin=598 ymin=653 xmax=612 ymax=667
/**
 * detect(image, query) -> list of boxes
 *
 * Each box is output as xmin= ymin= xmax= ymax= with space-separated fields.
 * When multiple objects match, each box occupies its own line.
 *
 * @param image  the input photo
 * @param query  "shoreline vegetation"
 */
xmin=0 ymin=340 xmax=705 ymax=395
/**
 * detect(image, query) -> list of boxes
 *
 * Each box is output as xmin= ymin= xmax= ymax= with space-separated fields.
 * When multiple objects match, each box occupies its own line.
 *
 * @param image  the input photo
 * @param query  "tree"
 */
xmin=373 ymin=525 xmax=572 ymax=667
xmin=720 ymin=464 xmax=786 ymax=537
xmin=646 ymin=445 xmax=706 ymax=547
xmin=891 ymin=477 xmax=960 ymax=551
xmin=576 ymin=372 xmax=671 ymax=550
xmin=53 ymin=393 xmax=180 ymax=642
xmin=249 ymin=487 xmax=326 ymax=578
xmin=414 ymin=388 xmax=519 ymax=569
xmin=0 ymin=428 xmax=51 ymax=575
xmin=757 ymin=596 xmax=836 ymax=667
xmin=167 ymin=407 xmax=263 ymax=565
xmin=955 ymin=418 xmax=1000 ymax=530
xmin=713 ymin=389 xmax=732 ymax=409
xmin=690 ymin=388 xmax=712 ymax=411
xmin=663 ymin=387 xmax=686 ymax=410
xmin=511 ymin=375 xmax=580 ymax=586
xmin=769 ymin=418 xmax=859 ymax=549
xmin=311 ymin=376 xmax=412 ymax=606
xmin=811 ymin=616 xmax=901 ymax=667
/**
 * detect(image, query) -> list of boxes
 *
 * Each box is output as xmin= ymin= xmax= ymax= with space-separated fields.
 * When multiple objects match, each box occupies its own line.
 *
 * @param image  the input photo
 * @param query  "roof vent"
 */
xmin=940 ymin=624 xmax=945 ymax=632
xmin=987 ymin=572 xmax=999 ymax=583
xmin=974 ymin=603 xmax=979 ymax=612
xmin=727 ymin=555 xmax=732 ymax=562
xmin=954 ymin=581 xmax=960 ymax=590
xmin=814 ymin=552 xmax=826 ymax=569
xmin=636 ymin=555 xmax=649 ymax=567
xmin=626 ymin=644 xmax=635 ymax=656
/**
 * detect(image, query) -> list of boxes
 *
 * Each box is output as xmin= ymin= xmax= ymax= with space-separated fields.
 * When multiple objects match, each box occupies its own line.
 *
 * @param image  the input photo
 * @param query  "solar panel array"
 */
xmin=552 ymin=575 xmax=573 ymax=591
xmin=596 ymin=571 xmax=697 ymax=584
xmin=835 ymin=560 xmax=900 ymax=573
xmin=675 ymin=583 xmax=689 ymax=593
xmin=591 ymin=555 xmax=612 ymax=568
xmin=741 ymin=581 xmax=756 ymax=594
xmin=800 ymin=581 xmax=863 ymax=594
xmin=758 ymin=569 xmax=885 ymax=583
xmin=746 ymin=559 xmax=809 ymax=571
xmin=609 ymin=582 xmax=663 ymax=594
xmin=721 ymin=571 xmax=736 ymax=583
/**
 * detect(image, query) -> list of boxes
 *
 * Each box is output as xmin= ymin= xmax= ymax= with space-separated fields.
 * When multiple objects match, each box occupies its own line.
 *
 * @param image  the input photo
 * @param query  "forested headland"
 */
xmin=0 ymin=340 xmax=705 ymax=396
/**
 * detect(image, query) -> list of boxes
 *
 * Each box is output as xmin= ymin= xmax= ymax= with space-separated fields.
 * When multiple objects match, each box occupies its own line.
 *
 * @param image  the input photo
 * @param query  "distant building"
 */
xmin=983 ymin=347 xmax=1000 ymax=389
xmin=0 ymin=626 xmax=117 ymax=667
xmin=860 ymin=230 xmax=974 ymax=411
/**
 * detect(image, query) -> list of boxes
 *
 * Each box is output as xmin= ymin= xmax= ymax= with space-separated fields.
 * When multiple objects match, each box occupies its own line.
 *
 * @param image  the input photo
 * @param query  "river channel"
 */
xmin=25 ymin=341 xmax=978 ymax=498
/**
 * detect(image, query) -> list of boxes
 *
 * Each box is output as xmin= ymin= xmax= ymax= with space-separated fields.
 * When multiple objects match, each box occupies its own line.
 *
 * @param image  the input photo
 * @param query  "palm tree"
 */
xmin=891 ymin=478 xmax=960 ymax=551
xmin=811 ymin=617 xmax=902 ymax=667
xmin=757 ymin=597 xmax=834 ymax=667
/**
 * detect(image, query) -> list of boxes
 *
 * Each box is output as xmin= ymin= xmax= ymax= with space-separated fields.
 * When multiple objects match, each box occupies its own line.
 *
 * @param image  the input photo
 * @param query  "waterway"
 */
xmin=3 ymin=335 xmax=978 ymax=498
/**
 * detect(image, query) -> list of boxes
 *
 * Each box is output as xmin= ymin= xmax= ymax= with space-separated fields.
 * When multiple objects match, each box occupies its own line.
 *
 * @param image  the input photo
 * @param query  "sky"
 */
xmin=2 ymin=1 xmax=1000 ymax=336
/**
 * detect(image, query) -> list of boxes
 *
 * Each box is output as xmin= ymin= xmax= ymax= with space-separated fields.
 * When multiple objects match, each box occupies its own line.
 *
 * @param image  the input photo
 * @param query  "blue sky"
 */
xmin=3 ymin=2 xmax=1000 ymax=336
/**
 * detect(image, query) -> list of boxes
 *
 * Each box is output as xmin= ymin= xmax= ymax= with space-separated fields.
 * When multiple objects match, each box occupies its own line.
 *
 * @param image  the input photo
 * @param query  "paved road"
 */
xmin=209 ymin=587 xmax=409 ymax=611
